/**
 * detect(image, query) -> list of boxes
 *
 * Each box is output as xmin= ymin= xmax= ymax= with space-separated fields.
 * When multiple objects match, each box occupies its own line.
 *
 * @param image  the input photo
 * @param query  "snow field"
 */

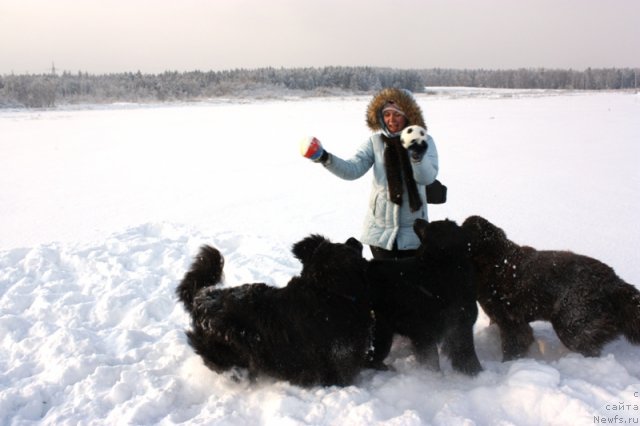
xmin=1 ymin=89 xmax=639 ymax=425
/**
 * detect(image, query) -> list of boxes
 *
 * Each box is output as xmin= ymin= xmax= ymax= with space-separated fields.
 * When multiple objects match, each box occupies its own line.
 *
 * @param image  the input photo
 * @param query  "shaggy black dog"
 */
xmin=367 ymin=219 xmax=483 ymax=375
xmin=462 ymin=215 xmax=640 ymax=360
xmin=176 ymin=235 xmax=375 ymax=387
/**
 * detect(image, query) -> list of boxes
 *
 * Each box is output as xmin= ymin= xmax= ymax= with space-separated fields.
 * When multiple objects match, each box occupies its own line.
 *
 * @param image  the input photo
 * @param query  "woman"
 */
xmin=302 ymin=87 xmax=439 ymax=259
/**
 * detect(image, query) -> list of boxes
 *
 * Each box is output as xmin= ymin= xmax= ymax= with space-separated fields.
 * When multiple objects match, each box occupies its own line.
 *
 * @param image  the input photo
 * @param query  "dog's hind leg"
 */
xmin=613 ymin=283 xmax=640 ymax=345
xmin=554 ymin=323 xmax=607 ymax=357
xmin=551 ymin=287 xmax=623 ymax=357
xmin=551 ymin=304 xmax=617 ymax=358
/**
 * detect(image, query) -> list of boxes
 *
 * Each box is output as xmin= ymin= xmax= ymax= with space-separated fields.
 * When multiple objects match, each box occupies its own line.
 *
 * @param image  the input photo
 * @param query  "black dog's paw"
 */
xmin=227 ymin=366 xmax=252 ymax=383
xmin=364 ymin=359 xmax=393 ymax=371
xmin=452 ymin=358 xmax=483 ymax=376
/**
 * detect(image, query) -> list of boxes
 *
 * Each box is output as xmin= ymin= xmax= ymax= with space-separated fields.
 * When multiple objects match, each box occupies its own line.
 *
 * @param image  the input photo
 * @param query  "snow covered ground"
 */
xmin=1 ymin=89 xmax=639 ymax=425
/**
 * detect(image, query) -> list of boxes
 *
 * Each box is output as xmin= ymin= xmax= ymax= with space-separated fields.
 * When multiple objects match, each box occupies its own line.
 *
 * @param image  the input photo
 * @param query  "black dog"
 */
xmin=462 ymin=215 xmax=640 ymax=360
xmin=176 ymin=234 xmax=375 ymax=386
xmin=367 ymin=219 xmax=483 ymax=375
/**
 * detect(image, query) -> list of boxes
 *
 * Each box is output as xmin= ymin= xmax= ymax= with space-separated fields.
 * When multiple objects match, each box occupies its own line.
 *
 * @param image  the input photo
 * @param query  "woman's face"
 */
xmin=383 ymin=110 xmax=407 ymax=134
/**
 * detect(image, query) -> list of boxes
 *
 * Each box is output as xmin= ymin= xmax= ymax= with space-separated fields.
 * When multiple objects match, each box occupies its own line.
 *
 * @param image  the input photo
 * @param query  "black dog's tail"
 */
xmin=614 ymin=282 xmax=640 ymax=344
xmin=176 ymin=245 xmax=224 ymax=314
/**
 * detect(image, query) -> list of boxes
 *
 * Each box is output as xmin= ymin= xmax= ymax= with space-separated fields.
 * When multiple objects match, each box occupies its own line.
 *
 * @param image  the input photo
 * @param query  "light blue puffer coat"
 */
xmin=322 ymin=88 xmax=439 ymax=250
xmin=324 ymin=133 xmax=438 ymax=250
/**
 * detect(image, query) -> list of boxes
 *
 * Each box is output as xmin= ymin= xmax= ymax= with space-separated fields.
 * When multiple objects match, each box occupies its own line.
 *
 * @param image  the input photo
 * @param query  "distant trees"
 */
xmin=419 ymin=68 xmax=639 ymax=90
xmin=1 ymin=74 xmax=58 ymax=108
xmin=0 ymin=66 xmax=637 ymax=108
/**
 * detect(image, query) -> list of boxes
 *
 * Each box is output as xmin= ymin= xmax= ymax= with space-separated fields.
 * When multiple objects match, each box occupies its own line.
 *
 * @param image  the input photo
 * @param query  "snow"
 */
xmin=1 ymin=89 xmax=640 ymax=425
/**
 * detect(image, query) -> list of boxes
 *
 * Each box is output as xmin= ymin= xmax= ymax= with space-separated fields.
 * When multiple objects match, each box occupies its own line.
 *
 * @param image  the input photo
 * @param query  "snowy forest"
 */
xmin=1 ymin=66 xmax=638 ymax=108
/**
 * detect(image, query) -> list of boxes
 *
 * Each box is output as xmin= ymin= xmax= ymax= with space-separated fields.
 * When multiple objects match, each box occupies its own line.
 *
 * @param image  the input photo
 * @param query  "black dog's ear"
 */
xmin=413 ymin=218 xmax=429 ymax=241
xmin=345 ymin=237 xmax=363 ymax=255
xmin=291 ymin=234 xmax=330 ymax=265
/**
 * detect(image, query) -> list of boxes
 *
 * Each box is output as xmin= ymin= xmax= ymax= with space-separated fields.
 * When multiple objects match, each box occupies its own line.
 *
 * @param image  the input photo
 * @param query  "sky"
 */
xmin=1 ymin=0 xmax=639 ymax=75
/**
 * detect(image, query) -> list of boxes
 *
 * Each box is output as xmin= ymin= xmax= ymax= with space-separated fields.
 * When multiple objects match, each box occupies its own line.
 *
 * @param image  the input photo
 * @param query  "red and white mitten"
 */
xmin=300 ymin=136 xmax=326 ymax=162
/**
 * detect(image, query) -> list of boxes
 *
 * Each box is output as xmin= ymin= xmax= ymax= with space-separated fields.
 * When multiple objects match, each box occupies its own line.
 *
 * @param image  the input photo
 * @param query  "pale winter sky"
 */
xmin=1 ymin=0 xmax=639 ymax=75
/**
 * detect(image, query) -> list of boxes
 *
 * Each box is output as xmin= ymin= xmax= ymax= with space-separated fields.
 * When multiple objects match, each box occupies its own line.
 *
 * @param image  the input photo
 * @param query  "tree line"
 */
xmin=0 ymin=66 xmax=637 ymax=108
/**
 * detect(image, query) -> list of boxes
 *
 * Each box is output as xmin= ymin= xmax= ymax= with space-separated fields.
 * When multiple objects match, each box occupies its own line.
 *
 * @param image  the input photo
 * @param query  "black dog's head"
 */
xmin=292 ymin=234 xmax=363 ymax=266
xmin=414 ymin=218 xmax=469 ymax=256
xmin=291 ymin=234 xmax=366 ymax=290
xmin=461 ymin=215 xmax=510 ymax=258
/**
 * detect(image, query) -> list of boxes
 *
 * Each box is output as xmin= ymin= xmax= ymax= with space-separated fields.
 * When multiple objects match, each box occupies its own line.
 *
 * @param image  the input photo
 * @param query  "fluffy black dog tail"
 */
xmin=176 ymin=245 xmax=224 ymax=314
xmin=614 ymin=282 xmax=640 ymax=344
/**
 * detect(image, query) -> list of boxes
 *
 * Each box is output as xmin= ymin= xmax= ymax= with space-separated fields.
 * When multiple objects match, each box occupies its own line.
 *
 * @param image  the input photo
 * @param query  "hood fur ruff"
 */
xmin=366 ymin=88 xmax=425 ymax=131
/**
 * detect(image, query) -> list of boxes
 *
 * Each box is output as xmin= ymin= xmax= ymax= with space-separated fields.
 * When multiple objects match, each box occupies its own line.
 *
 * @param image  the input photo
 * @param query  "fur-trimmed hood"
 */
xmin=366 ymin=88 xmax=425 ymax=131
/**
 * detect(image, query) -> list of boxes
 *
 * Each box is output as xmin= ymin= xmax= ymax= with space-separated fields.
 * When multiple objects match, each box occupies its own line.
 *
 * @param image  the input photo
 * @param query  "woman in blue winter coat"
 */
xmin=301 ymin=88 xmax=439 ymax=260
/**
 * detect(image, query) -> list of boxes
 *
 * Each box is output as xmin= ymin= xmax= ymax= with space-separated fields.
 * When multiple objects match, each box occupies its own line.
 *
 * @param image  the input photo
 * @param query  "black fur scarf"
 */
xmin=382 ymin=135 xmax=422 ymax=212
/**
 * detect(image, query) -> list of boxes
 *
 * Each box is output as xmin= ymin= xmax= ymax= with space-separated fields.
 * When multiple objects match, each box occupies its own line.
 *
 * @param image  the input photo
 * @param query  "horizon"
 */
xmin=3 ymin=64 xmax=639 ymax=78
